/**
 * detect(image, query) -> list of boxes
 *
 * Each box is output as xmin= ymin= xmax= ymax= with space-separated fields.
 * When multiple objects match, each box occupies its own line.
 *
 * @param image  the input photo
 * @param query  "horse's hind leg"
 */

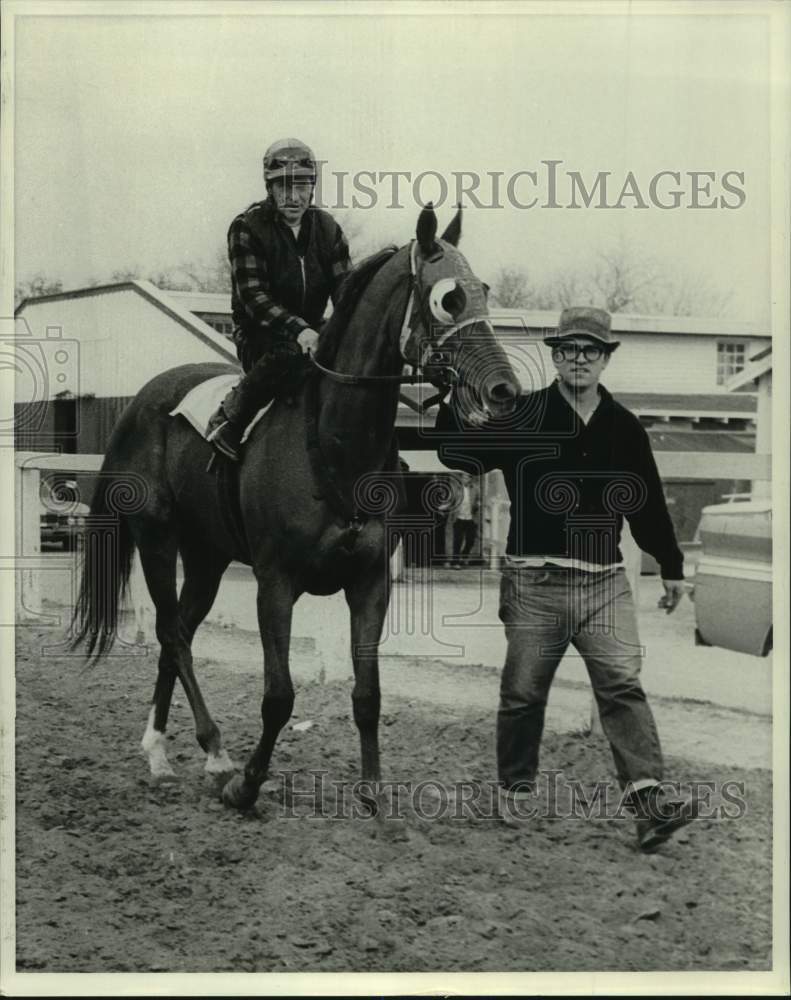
xmin=222 ymin=567 xmax=295 ymax=810
xmin=136 ymin=526 xmax=227 ymax=783
xmin=128 ymin=523 xmax=179 ymax=781
xmin=177 ymin=540 xmax=236 ymax=784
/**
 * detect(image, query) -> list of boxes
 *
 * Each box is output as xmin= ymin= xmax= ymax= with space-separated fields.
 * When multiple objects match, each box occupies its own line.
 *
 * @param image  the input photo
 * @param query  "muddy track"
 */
xmin=15 ymin=626 xmax=771 ymax=973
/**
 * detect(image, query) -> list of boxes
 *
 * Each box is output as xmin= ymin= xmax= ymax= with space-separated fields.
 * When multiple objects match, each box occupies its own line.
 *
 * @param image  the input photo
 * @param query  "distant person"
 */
xmin=435 ymin=306 xmax=691 ymax=852
xmin=207 ymin=138 xmax=351 ymax=461
xmin=426 ymin=474 xmax=452 ymax=567
xmin=450 ymin=472 xmax=480 ymax=567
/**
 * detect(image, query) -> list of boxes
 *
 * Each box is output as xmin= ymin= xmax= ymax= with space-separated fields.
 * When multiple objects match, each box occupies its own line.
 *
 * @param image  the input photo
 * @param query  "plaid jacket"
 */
xmin=228 ymin=198 xmax=351 ymax=347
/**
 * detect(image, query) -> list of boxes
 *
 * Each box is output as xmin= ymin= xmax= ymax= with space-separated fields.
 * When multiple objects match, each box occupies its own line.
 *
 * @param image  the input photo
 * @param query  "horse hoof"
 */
xmin=205 ymin=754 xmax=239 ymax=796
xmin=221 ymin=774 xmax=259 ymax=811
xmin=205 ymin=768 xmax=237 ymax=797
xmin=150 ymin=769 xmax=179 ymax=787
xmin=205 ymin=749 xmax=238 ymax=778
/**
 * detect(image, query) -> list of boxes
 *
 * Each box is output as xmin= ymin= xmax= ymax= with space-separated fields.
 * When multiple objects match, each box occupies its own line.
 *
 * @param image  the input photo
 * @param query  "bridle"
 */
xmin=307 ymin=240 xmax=479 ymax=407
xmin=303 ymin=239 xmax=486 ymax=531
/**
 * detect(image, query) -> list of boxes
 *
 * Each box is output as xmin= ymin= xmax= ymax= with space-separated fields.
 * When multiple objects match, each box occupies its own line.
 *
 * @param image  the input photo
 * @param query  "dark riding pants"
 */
xmin=223 ymin=335 xmax=302 ymax=427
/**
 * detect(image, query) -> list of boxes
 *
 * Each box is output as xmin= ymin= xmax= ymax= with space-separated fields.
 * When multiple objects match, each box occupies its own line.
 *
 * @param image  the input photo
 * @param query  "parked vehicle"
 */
xmin=39 ymin=479 xmax=89 ymax=551
xmin=691 ymin=499 xmax=772 ymax=656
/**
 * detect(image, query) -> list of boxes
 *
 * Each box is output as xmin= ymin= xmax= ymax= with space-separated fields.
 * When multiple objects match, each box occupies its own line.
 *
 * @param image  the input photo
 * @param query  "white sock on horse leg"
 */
xmin=205 ymin=747 xmax=236 ymax=774
xmin=141 ymin=706 xmax=176 ymax=779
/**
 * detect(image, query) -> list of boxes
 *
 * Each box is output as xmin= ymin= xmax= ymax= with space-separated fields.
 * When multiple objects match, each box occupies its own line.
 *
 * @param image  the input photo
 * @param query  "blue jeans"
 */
xmin=497 ymin=565 xmax=663 ymax=791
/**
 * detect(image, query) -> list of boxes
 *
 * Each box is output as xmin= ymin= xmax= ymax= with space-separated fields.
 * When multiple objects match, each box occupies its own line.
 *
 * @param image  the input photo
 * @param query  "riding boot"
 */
xmin=206 ymin=353 xmax=288 ymax=462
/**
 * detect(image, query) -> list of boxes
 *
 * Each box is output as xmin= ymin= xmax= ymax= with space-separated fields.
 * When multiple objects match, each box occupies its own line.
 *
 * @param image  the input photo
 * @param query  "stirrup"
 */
xmin=207 ymin=420 xmax=241 ymax=462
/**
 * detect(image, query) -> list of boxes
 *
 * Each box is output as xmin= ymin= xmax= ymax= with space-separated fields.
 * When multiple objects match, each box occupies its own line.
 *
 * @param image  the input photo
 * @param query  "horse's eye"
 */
xmin=441 ymin=284 xmax=467 ymax=318
xmin=429 ymin=278 xmax=466 ymax=325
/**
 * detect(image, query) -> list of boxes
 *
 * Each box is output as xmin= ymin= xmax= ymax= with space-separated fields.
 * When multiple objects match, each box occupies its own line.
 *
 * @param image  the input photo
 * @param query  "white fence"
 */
xmin=15 ymin=448 xmax=772 ymax=626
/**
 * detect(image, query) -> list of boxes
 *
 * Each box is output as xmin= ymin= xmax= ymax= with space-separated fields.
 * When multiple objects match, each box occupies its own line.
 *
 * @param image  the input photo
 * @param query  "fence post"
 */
xmin=15 ymin=459 xmax=41 ymax=619
xmin=390 ymin=538 xmax=404 ymax=582
xmin=488 ymin=499 xmax=499 ymax=570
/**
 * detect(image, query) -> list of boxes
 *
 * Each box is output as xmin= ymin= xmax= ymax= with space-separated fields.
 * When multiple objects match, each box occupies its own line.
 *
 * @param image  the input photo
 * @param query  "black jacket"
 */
xmin=228 ymin=199 xmax=351 ymax=351
xmin=433 ymin=382 xmax=684 ymax=578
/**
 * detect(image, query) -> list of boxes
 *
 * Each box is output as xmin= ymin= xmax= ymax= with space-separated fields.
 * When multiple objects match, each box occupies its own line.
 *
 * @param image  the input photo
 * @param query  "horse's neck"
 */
xmin=317 ymin=272 xmax=408 ymax=477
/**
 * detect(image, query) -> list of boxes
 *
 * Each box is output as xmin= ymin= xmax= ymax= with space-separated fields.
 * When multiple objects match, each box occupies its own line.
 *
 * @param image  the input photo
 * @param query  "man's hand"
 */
xmin=447 ymin=390 xmax=490 ymax=428
xmin=659 ymin=579 xmax=685 ymax=614
xmin=297 ymin=328 xmax=319 ymax=355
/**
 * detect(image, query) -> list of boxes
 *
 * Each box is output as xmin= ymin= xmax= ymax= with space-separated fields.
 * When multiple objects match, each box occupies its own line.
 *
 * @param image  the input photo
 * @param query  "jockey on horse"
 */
xmin=206 ymin=137 xmax=352 ymax=462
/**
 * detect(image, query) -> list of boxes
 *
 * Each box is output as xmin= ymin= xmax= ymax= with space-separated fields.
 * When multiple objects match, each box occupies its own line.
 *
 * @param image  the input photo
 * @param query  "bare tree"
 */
xmin=489 ymin=267 xmax=533 ymax=308
xmin=538 ymin=241 xmax=732 ymax=317
xmin=638 ymin=266 xmax=733 ymax=317
xmin=588 ymin=246 xmax=661 ymax=313
xmin=14 ymin=274 xmax=63 ymax=308
xmin=179 ymin=248 xmax=232 ymax=294
xmin=490 ymin=265 xmax=590 ymax=311
xmin=16 ymin=236 xmax=732 ymax=319
xmin=542 ymin=269 xmax=587 ymax=310
xmin=103 ymin=258 xmax=227 ymax=294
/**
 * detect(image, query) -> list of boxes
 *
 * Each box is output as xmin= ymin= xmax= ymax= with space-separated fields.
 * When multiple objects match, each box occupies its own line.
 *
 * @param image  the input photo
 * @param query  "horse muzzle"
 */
xmin=481 ymin=370 xmax=521 ymax=417
xmin=458 ymin=322 xmax=521 ymax=410
xmin=421 ymin=318 xmax=522 ymax=420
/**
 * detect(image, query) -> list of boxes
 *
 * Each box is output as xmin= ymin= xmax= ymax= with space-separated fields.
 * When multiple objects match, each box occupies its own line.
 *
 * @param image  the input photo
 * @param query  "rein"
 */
xmin=307 ymin=240 xmax=466 ymax=392
xmin=308 ymin=352 xmax=423 ymax=386
xmin=304 ymin=240 xmax=470 ymax=529
xmin=308 ymin=353 xmax=448 ymax=414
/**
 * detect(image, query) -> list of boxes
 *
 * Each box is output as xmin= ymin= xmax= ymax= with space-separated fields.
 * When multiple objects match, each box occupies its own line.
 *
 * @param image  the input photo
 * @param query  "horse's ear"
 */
xmin=440 ymin=204 xmax=463 ymax=247
xmin=416 ymin=202 xmax=438 ymax=254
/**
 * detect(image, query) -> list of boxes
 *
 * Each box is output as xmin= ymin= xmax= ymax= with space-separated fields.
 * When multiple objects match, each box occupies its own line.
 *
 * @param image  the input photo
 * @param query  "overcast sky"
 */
xmin=12 ymin=5 xmax=773 ymax=321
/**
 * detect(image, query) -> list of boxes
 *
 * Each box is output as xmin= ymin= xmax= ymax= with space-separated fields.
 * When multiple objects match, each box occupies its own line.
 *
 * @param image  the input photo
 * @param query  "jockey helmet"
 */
xmin=263 ymin=138 xmax=317 ymax=183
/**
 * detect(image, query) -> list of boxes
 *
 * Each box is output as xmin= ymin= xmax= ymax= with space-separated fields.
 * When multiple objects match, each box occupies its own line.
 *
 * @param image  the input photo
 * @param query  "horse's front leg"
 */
xmin=222 ymin=570 xmax=295 ymax=810
xmin=346 ymin=562 xmax=404 ymax=834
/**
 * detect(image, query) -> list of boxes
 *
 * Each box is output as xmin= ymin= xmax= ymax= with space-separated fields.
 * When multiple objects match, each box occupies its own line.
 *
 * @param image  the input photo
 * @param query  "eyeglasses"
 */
xmin=551 ymin=343 xmax=606 ymax=363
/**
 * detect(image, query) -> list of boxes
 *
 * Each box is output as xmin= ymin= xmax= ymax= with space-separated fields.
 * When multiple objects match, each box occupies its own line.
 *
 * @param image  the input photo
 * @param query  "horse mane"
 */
xmin=314 ymin=245 xmax=400 ymax=365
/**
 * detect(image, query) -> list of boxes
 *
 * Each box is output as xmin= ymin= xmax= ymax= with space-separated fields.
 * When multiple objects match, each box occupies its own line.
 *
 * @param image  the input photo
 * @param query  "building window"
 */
xmin=206 ymin=318 xmax=234 ymax=338
xmin=716 ymin=341 xmax=746 ymax=385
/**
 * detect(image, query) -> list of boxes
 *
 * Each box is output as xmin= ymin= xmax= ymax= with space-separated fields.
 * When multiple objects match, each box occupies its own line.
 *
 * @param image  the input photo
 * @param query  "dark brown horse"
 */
xmin=72 ymin=205 xmax=521 ymax=813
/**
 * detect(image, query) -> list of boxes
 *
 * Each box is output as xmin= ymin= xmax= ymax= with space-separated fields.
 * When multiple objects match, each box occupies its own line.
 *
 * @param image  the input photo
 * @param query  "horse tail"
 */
xmin=70 ymin=434 xmax=143 ymax=661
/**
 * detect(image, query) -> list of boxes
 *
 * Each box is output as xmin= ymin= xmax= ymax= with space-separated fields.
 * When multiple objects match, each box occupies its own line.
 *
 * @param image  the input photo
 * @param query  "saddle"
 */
xmin=171 ymin=367 xmax=405 ymax=533
xmin=169 ymin=373 xmax=275 ymax=444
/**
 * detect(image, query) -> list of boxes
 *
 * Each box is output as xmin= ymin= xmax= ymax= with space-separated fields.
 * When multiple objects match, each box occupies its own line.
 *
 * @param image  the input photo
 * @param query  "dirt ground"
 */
xmin=14 ymin=619 xmax=772 ymax=974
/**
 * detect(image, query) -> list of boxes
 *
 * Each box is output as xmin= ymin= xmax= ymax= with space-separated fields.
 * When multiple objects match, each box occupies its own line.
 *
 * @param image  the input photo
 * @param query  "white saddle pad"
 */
xmin=169 ymin=373 xmax=273 ymax=443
